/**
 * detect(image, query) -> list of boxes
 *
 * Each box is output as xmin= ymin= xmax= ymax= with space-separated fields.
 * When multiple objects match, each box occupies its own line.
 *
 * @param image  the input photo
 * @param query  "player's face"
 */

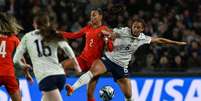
xmin=90 ymin=10 xmax=102 ymax=24
xmin=131 ymin=21 xmax=144 ymax=37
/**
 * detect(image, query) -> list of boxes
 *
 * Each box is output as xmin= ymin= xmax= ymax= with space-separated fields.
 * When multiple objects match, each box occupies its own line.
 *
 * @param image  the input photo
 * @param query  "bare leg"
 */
xmin=9 ymin=90 xmax=22 ymax=101
xmin=116 ymin=78 xmax=133 ymax=101
xmin=66 ymin=59 xmax=107 ymax=98
xmin=87 ymin=59 xmax=108 ymax=101
xmin=70 ymin=59 xmax=107 ymax=91
xmin=87 ymin=76 xmax=100 ymax=100
xmin=61 ymin=59 xmax=75 ymax=74
xmin=42 ymin=89 xmax=63 ymax=101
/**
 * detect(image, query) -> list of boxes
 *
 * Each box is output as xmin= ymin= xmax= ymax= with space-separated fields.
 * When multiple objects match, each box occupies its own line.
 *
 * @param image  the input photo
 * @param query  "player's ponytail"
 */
xmin=34 ymin=12 xmax=63 ymax=42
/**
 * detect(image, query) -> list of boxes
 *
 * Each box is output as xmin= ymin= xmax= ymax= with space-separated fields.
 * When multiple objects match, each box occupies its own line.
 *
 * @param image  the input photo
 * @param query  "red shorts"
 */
xmin=0 ymin=76 xmax=19 ymax=94
xmin=76 ymin=56 xmax=92 ymax=72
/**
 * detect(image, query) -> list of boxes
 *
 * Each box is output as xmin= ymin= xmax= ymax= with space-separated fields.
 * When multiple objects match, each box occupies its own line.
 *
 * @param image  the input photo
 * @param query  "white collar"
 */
xmin=132 ymin=33 xmax=145 ymax=40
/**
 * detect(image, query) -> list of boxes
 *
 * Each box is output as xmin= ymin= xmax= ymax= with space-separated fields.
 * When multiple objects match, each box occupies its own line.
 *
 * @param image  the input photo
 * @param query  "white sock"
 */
xmin=72 ymin=71 xmax=93 ymax=90
xmin=41 ymin=96 xmax=46 ymax=101
xmin=125 ymin=97 xmax=134 ymax=101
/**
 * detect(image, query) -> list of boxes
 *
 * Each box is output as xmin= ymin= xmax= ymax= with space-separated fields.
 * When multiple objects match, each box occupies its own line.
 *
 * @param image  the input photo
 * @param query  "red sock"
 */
xmin=88 ymin=98 xmax=95 ymax=101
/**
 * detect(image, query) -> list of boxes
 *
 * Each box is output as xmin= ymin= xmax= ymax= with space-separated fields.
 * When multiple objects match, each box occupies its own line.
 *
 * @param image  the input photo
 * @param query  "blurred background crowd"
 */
xmin=0 ymin=0 xmax=201 ymax=76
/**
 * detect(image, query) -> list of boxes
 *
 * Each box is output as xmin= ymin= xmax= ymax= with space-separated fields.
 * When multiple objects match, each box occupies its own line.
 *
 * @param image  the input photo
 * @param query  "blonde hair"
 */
xmin=0 ymin=12 xmax=23 ymax=35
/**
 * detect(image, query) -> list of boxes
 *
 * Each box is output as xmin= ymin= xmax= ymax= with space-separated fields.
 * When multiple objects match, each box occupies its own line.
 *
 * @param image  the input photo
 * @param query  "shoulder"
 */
xmin=113 ymin=27 xmax=130 ymax=33
xmin=79 ymin=24 xmax=90 ymax=32
xmin=7 ymin=35 xmax=20 ymax=46
xmin=84 ymin=24 xmax=91 ymax=29
xmin=23 ymin=30 xmax=40 ymax=39
xmin=9 ymin=35 xmax=20 ymax=42
xmin=113 ymin=27 xmax=131 ymax=37
xmin=138 ymin=33 xmax=151 ymax=39
xmin=100 ymin=25 xmax=109 ymax=29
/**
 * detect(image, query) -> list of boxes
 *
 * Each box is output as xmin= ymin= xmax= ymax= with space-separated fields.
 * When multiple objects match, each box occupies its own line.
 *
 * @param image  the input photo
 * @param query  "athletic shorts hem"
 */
xmin=39 ymin=75 xmax=65 ymax=92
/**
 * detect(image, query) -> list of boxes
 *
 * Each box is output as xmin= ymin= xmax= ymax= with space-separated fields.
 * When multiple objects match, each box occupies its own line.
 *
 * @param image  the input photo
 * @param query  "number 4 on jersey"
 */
xmin=0 ymin=41 xmax=7 ymax=58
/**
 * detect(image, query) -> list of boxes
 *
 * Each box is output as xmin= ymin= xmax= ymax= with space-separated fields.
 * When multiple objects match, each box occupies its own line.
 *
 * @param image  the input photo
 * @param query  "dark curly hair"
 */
xmin=132 ymin=18 xmax=146 ymax=28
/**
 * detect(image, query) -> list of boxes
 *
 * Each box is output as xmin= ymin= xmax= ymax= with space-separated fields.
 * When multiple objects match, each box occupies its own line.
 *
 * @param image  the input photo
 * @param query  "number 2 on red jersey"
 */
xmin=0 ymin=40 xmax=7 ymax=58
xmin=89 ymin=39 xmax=94 ymax=47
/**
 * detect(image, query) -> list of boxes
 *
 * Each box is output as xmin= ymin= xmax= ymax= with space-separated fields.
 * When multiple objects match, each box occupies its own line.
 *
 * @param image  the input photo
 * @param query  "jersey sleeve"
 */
xmin=58 ymin=41 xmax=76 ymax=59
xmin=113 ymin=27 xmax=123 ymax=34
xmin=13 ymin=34 xmax=28 ymax=68
xmin=144 ymin=35 xmax=152 ymax=44
xmin=61 ymin=26 xmax=88 ymax=39
xmin=107 ymin=39 xmax=113 ymax=52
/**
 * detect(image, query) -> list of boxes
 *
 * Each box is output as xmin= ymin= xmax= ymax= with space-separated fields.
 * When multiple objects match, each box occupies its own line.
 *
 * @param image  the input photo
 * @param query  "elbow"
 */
xmin=13 ymin=59 xmax=21 ymax=68
xmin=13 ymin=56 xmax=24 ymax=68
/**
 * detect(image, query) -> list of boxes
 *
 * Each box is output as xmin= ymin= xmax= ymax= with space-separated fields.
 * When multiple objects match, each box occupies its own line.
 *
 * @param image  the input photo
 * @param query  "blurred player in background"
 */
xmin=65 ymin=18 xmax=186 ymax=101
xmin=13 ymin=12 xmax=80 ymax=101
xmin=60 ymin=8 xmax=113 ymax=101
xmin=0 ymin=12 xmax=23 ymax=101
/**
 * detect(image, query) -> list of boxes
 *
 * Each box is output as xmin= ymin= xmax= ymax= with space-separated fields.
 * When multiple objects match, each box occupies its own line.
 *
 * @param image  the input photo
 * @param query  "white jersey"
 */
xmin=105 ymin=27 xmax=152 ymax=68
xmin=14 ymin=30 xmax=74 ymax=83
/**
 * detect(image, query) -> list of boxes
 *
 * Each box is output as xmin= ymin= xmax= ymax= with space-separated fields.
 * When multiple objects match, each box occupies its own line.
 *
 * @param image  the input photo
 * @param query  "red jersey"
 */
xmin=0 ymin=35 xmax=20 ymax=76
xmin=62 ymin=24 xmax=111 ymax=65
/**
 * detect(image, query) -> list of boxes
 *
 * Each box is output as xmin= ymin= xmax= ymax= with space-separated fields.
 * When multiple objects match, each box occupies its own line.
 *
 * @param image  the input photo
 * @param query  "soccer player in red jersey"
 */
xmin=0 ymin=12 xmax=23 ymax=101
xmin=61 ymin=9 xmax=112 ymax=72
xmin=60 ymin=8 xmax=113 ymax=101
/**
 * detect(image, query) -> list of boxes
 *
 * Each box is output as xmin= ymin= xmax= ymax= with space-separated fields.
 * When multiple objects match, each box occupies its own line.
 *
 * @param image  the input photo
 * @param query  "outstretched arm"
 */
xmin=151 ymin=37 xmax=187 ymax=45
xmin=60 ymin=31 xmax=85 ymax=39
xmin=59 ymin=26 xmax=88 ymax=39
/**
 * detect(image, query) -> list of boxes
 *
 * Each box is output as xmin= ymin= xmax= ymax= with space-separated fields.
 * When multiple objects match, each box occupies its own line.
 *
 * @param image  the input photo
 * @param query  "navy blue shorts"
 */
xmin=101 ymin=56 xmax=129 ymax=81
xmin=39 ymin=75 xmax=66 ymax=92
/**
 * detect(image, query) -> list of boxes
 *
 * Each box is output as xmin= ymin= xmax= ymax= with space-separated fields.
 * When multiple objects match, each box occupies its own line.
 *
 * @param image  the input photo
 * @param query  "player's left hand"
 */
xmin=101 ymin=29 xmax=117 ymax=40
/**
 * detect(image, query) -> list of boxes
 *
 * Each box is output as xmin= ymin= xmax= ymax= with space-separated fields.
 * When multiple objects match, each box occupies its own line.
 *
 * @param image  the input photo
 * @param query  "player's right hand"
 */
xmin=101 ymin=30 xmax=111 ymax=36
xmin=176 ymin=42 xmax=187 ymax=45
xmin=23 ymin=64 xmax=34 ymax=84
xmin=25 ymin=72 xmax=34 ymax=84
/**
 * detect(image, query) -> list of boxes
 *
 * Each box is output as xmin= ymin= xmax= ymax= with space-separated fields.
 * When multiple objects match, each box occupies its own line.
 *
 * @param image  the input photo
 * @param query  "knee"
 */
xmin=90 ymin=68 xmax=99 ymax=77
xmin=90 ymin=68 xmax=103 ymax=77
xmin=92 ymin=72 xmax=99 ymax=77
